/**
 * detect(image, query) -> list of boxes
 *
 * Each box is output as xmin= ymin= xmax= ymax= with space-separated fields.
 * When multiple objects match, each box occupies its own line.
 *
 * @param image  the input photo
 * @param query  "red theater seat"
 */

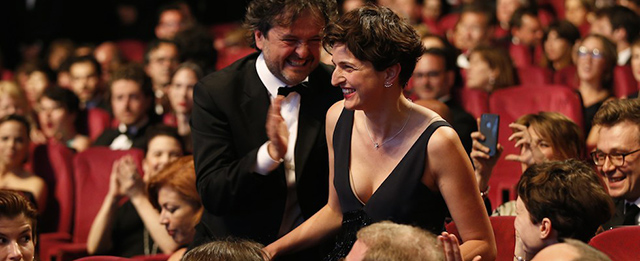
xmin=589 ymin=226 xmax=640 ymax=261
xmin=446 ymin=216 xmax=516 ymax=261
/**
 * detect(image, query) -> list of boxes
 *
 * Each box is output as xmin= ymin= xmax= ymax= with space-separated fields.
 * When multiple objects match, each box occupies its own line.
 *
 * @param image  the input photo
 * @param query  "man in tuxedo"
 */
xmin=412 ymin=48 xmax=476 ymax=155
xmin=590 ymin=5 xmax=640 ymax=66
xmin=189 ymin=0 xmax=342 ymax=257
xmin=593 ymin=99 xmax=640 ymax=229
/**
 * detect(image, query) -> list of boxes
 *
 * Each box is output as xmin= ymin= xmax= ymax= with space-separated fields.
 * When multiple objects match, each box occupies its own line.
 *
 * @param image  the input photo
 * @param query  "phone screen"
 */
xmin=479 ymin=114 xmax=500 ymax=157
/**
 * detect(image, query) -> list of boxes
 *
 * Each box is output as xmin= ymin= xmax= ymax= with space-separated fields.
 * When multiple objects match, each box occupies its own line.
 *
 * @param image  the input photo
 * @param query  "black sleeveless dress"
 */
xmin=326 ymin=109 xmax=449 ymax=260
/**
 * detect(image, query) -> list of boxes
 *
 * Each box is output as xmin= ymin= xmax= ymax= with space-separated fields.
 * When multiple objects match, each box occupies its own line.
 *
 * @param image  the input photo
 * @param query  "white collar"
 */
xmin=626 ymin=197 xmax=640 ymax=209
xmin=255 ymin=53 xmax=309 ymax=98
xmin=618 ymin=48 xmax=631 ymax=66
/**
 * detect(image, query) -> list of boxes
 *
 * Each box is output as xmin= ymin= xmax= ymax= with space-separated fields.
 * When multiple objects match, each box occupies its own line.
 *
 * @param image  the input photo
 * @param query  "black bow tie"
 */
xmin=277 ymin=83 xmax=307 ymax=97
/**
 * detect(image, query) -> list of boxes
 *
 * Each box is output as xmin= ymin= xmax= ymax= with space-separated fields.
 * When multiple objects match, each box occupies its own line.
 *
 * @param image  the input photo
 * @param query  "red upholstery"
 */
xmin=31 ymin=142 xmax=75 ymax=234
xmin=487 ymin=85 xmax=583 ymax=208
xmin=454 ymin=88 xmax=490 ymax=120
xmin=613 ymin=65 xmax=637 ymax=98
xmin=215 ymin=47 xmax=256 ymax=70
xmin=116 ymin=39 xmax=147 ymax=63
xmin=589 ymin=226 xmax=640 ymax=261
xmin=40 ymin=148 xmax=145 ymax=261
xmin=517 ymin=66 xmax=552 ymax=86
xmin=446 ymin=216 xmax=516 ymax=261
xmin=551 ymin=65 xmax=578 ymax=89
xmin=131 ymin=254 xmax=171 ymax=261
xmin=86 ymin=108 xmax=112 ymax=141
xmin=438 ymin=13 xmax=460 ymax=39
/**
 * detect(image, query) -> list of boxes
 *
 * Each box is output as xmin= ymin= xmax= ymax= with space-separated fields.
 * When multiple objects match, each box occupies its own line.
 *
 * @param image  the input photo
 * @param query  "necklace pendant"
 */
xmin=374 ymin=143 xmax=380 ymax=149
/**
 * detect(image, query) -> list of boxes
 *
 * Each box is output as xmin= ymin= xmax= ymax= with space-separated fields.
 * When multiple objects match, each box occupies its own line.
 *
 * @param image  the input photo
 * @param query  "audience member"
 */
xmin=68 ymin=55 xmax=107 ymax=110
xmin=165 ymin=62 xmax=202 ymax=153
xmin=24 ymin=67 xmax=50 ymax=109
xmin=565 ymin=0 xmax=596 ymax=36
xmin=265 ymin=5 xmax=496 ymax=260
xmin=345 ymin=221 xmax=444 ymax=261
xmin=56 ymin=58 xmax=72 ymax=89
xmin=466 ymin=45 xmax=518 ymax=92
xmin=542 ymin=21 xmax=582 ymax=87
xmin=44 ymin=39 xmax=75 ymax=81
xmin=576 ymin=34 xmax=616 ymax=138
xmin=495 ymin=0 xmax=530 ymax=39
xmin=0 ymin=190 xmax=38 ymax=261
xmin=190 ymin=1 xmax=343 ymax=259
xmin=629 ymin=37 xmax=640 ymax=98
xmin=148 ymin=155 xmax=202 ymax=261
xmin=507 ymin=7 xmax=544 ymax=67
xmin=36 ymin=86 xmax=91 ymax=152
xmin=182 ymin=238 xmax=267 ymax=261
xmin=0 ymin=81 xmax=28 ymax=118
xmin=453 ymin=3 xmax=495 ymax=68
xmin=93 ymin=64 xmax=155 ymax=150
xmin=471 ymin=112 xmax=584 ymax=214
xmin=87 ymin=126 xmax=185 ymax=257
xmin=412 ymin=48 xmax=476 ymax=154
xmin=593 ymin=99 xmax=640 ymax=228
xmin=93 ymin=42 xmax=124 ymax=83
xmin=618 ymin=0 xmax=640 ymax=15
xmin=590 ymin=5 xmax=640 ymax=65
xmin=144 ymin=39 xmax=179 ymax=115
xmin=513 ymin=159 xmax=613 ymax=260
xmin=0 ymin=115 xmax=47 ymax=213
xmin=155 ymin=4 xmax=189 ymax=41
xmin=173 ymin=26 xmax=218 ymax=75
xmin=531 ymin=238 xmax=612 ymax=261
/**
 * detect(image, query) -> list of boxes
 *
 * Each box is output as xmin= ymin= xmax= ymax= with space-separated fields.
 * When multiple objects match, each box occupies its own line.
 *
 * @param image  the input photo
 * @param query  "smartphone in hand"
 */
xmin=479 ymin=113 xmax=500 ymax=157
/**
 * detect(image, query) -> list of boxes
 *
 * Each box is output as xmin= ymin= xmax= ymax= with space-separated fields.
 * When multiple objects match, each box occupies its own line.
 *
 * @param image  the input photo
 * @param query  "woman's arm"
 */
xmin=428 ymin=127 xmax=496 ymax=261
xmin=116 ymin=156 xmax=178 ymax=254
xmin=264 ymin=101 xmax=345 ymax=258
xmin=87 ymin=160 xmax=122 ymax=255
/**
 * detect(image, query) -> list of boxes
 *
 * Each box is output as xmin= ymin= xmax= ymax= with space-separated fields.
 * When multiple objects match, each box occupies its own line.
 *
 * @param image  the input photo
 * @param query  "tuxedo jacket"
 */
xmin=190 ymin=52 xmax=343 ymax=247
xmin=602 ymin=199 xmax=632 ymax=230
xmin=92 ymin=123 xmax=152 ymax=150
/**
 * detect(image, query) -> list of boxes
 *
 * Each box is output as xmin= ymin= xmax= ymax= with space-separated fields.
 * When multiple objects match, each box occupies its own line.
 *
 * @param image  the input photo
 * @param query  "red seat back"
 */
xmin=589 ymin=226 xmax=640 ymax=261
xmin=86 ymin=108 xmax=112 ymax=141
xmin=487 ymin=85 xmax=583 ymax=207
xmin=446 ymin=216 xmax=516 ymax=261
xmin=517 ymin=66 xmax=552 ymax=86
xmin=116 ymin=40 xmax=147 ymax=63
xmin=72 ymin=147 xmax=144 ymax=243
xmin=31 ymin=142 xmax=75 ymax=234
xmin=613 ymin=65 xmax=637 ymax=98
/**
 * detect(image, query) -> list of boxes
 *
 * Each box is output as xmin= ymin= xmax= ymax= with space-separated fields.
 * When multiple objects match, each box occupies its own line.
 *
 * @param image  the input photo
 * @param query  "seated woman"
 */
xmin=440 ymin=159 xmax=614 ymax=261
xmin=87 ymin=126 xmax=185 ymax=257
xmin=542 ymin=21 xmax=581 ymax=88
xmin=0 ymin=189 xmax=39 ymax=261
xmin=0 ymin=81 xmax=29 ymax=118
xmin=0 ymin=115 xmax=47 ymax=213
xmin=577 ymin=34 xmax=616 ymax=142
xmin=465 ymin=45 xmax=518 ymax=92
xmin=36 ymin=86 xmax=91 ymax=152
xmin=471 ymin=112 xmax=584 ymax=214
xmin=627 ymin=37 xmax=640 ymax=98
xmin=148 ymin=155 xmax=202 ymax=261
xmin=164 ymin=62 xmax=203 ymax=153
xmin=265 ymin=5 xmax=496 ymax=260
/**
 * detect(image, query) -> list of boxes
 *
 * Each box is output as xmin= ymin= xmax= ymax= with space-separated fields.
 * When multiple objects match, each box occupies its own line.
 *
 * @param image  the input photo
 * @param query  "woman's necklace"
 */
xmin=363 ymin=103 xmax=413 ymax=149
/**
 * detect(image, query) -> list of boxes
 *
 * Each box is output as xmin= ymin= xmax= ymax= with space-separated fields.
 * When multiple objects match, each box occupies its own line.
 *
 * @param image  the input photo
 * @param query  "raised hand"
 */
xmin=265 ymin=96 xmax=289 ymax=162
xmin=504 ymin=123 xmax=547 ymax=167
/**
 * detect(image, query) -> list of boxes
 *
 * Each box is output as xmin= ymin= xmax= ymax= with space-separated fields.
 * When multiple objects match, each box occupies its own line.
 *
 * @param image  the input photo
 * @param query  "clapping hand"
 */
xmin=266 ymin=96 xmax=289 ymax=162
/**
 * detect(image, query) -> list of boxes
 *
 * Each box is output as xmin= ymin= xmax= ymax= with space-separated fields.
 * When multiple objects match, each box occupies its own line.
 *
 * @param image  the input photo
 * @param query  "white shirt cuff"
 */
xmin=255 ymin=141 xmax=282 ymax=175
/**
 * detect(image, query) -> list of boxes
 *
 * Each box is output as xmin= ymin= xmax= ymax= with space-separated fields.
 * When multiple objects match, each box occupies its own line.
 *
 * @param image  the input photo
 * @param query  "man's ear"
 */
xmin=539 ymin=217 xmax=553 ymax=240
xmin=254 ymin=30 xmax=265 ymax=51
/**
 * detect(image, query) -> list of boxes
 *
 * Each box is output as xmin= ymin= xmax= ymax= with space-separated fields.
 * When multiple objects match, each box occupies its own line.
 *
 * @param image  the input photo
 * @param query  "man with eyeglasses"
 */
xmin=592 ymin=99 xmax=640 ymax=228
xmin=144 ymin=39 xmax=179 ymax=115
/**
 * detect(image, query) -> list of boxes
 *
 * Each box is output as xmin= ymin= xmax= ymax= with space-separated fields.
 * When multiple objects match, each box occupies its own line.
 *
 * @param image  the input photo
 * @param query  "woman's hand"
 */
xmin=504 ymin=123 xmax=547 ymax=167
xmin=439 ymin=232 xmax=482 ymax=261
xmin=470 ymin=131 xmax=503 ymax=192
xmin=114 ymin=156 xmax=146 ymax=199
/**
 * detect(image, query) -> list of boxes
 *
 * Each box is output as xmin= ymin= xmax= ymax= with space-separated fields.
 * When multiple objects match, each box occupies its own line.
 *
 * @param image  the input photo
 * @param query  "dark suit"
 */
xmin=444 ymin=99 xmax=477 ymax=155
xmin=190 ymin=53 xmax=342 ymax=249
xmin=602 ymin=199 xmax=636 ymax=230
xmin=92 ymin=123 xmax=152 ymax=150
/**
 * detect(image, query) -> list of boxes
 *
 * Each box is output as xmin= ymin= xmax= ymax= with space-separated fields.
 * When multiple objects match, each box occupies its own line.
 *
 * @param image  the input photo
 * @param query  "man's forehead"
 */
xmin=597 ymin=122 xmax=640 ymax=149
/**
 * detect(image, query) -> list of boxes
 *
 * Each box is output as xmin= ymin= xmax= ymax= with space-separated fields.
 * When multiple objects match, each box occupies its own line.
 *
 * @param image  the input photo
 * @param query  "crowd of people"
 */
xmin=1 ymin=0 xmax=640 ymax=260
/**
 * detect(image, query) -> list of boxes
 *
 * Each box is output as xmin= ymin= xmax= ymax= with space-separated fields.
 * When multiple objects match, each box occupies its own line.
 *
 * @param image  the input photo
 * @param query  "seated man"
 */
xmin=593 ymin=99 xmax=640 ymax=228
xmin=93 ymin=64 xmax=155 ymax=150
xmin=68 ymin=55 xmax=108 ymax=110
xmin=345 ymin=221 xmax=443 ymax=261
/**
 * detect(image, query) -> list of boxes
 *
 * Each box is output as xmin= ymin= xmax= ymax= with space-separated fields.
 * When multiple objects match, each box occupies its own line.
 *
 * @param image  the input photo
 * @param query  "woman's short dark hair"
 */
xmin=0 ymin=190 xmax=38 ymax=239
xmin=323 ymin=4 xmax=425 ymax=87
xmin=143 ymin=125 xmax=185 ymax=155
xmin=543 ymin=20 xmax=581 ymax=48
xmin=40 ymin=86 xmax=81 ymax=115
xmin=517 ymin=159 xmax=614 ymax=242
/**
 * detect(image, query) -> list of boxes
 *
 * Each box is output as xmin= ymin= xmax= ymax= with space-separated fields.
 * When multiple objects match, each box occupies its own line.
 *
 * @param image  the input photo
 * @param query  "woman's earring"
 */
xmin=488 ymin=75 xmax=495 ymax=86
xmin=384 ymin=82 xmax=392 ymax=88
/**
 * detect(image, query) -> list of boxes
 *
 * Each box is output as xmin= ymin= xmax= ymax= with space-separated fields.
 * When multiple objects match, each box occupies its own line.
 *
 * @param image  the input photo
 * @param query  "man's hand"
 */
xmin=266 ymin=96 xmax=289 ymax=162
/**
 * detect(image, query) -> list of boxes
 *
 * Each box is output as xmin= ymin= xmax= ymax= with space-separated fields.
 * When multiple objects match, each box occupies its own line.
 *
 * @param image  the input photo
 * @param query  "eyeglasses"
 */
xmin=577 ymin=46 xmax=603 ymax=59
xmin=590 ymin=148 xmax=640 ymax=167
